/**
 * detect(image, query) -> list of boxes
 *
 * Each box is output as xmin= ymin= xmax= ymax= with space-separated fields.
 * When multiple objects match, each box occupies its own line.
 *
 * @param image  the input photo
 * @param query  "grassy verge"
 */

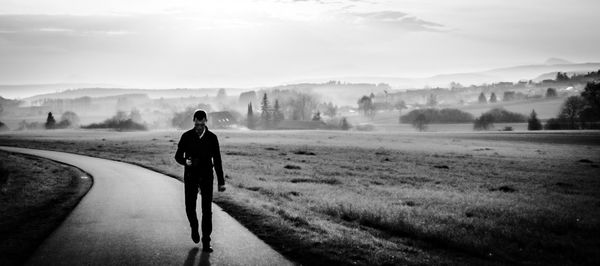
xmin=0 ymin=130 xmax=599 ymax=265
xmin=0 ymin=150 xmax=92 ymax=266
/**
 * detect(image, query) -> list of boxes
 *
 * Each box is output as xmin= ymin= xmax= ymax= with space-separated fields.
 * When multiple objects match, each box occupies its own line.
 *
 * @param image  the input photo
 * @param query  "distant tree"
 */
xmin=369 ymin=92 xmax=375 ymax=99
xmin=581 ymin=82 xmax=600 ymax=120
xmin=247 ymin=102 xmax=255 ymax=129
xmin=556 ymin=72 xmax=570 ymax=81
xmin=473 ymin=113 xmax=495 ymax=130
xmin=503 ymin=91 xmax=515 ymax=101
xmin=261 ymin=93 xmax=271 ymax=122
xmin=357 ymin=95 xmax=375 ymax=118
xmin=412 ymin=113 xmax=429 ymax=131
xmin=546 ymin=88 xmax=558 ymax=98
xmin=396 ymin=100 xmax=407 ymax=124
xmin=558 ymin=96 xmax=586 ymax=129
xmin=527 ymin=109 xmax=542 ymax=130
xmin=323 ymin=102 xmax=338 ymax=117
xmin=55 ymin=111 xmax=80 ymax=128
xmin=0 ymin=121 xmax=8 ymax=131
xmin=489 ymin=93 xmax=498 ymax=103
xmin=273 ymin=100 xmax=284 ymax=123
xmin=312 ymin=111 xmax=321 ymax=121
xmin=426 ymin=94 xmax=438 ymax=107
xmin=45 ymin=112 xmax=56 ymax=129
xmin=544 ymin=118 xmax=566 ymax=130
xmin=394 ymin=100 xmax=407 ymax=111
xmin=340 ymin=117 xmax=351 ymax=130
xmin=286 ymin=92 xmax=319 ymax=121
xmin=481 ymin=108 xmax=527 ymax=123
xmin=449 ymin=81 xmax=463 ymax=89
xmin=217 ymin=88 xmax=227 ymax=99
xmin=478 ymin=92 xmax=487 ymax=104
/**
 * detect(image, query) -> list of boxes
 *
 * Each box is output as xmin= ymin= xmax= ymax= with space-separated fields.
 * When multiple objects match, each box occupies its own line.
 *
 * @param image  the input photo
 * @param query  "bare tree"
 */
xmin=286 ymin=92 xmax=318 ymax=120
xmin=358 ymin=95 xmax=375 ymax=118
xmin=558 ymin=96 xmax=586 ymax=129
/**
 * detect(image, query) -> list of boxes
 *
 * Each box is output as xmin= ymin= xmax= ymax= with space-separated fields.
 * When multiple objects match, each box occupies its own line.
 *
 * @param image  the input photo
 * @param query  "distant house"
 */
xmin=208 ymin=111 xmax=237 ymax=129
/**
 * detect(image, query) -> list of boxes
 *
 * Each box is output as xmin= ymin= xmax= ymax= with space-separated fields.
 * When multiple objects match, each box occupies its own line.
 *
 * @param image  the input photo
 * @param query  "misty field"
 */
xmin=1 ymin=129 xmax=599 ymax=265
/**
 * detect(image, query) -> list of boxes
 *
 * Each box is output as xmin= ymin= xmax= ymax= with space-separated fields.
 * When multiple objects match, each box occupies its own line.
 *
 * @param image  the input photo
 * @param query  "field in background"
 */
xmin=346 ymin=96 xmax=566 ymax=132
xmin=1 ymin=129 xmax=599 ymax=265
xmin=456 ymin=97 xmax=565 ymax=119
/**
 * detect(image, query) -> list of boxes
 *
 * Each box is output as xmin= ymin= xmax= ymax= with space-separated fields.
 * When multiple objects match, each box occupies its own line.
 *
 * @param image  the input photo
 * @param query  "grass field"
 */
xmin=1 ymin=129 xmax=599 ymax=265
xmin=0 ymin=150 xmax=92 ymax=266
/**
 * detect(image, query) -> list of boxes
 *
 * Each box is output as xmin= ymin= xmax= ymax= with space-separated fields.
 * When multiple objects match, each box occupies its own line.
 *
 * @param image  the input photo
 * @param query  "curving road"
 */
xmin=0 ymin=146 xmax=294 ymax=266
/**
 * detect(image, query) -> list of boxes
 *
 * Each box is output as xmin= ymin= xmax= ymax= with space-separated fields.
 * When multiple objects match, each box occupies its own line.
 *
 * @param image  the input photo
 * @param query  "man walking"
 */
xmin=175 ymin=109 xmax=226 ymax=252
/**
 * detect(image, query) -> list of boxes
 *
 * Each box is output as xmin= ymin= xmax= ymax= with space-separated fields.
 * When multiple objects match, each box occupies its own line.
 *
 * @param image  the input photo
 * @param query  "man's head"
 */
xmin=193 ymin=109 xmax=207 ymax=130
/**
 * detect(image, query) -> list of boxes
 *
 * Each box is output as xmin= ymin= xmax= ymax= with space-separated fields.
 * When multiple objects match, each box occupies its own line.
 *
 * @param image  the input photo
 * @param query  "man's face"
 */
xmin=194 ymin=117 xmax=207 ymax=130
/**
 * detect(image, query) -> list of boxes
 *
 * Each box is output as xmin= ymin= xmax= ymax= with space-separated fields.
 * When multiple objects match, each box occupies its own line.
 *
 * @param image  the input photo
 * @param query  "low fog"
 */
xmin=1 ymin=68 xmax=598 ymax=133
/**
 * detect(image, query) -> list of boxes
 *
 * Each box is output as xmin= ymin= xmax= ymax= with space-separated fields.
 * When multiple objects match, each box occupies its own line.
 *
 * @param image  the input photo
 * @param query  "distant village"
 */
xmin=1 ymin=70 xmax=599 ymax=132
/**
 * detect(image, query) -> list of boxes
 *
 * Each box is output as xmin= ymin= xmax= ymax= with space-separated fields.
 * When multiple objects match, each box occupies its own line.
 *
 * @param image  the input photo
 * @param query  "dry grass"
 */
xmin=0 ymin=150 xmax=92 ymax=266
xmin=0 ymin=129 xmax=599 ymax=265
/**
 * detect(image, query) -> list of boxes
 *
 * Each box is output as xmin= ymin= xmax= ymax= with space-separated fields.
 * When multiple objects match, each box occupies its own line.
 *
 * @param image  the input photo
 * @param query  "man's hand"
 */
xmin=218 ymin=185 xmax=226 ymax=192
xmin=185 ymin=158 xmax=192 ymax=166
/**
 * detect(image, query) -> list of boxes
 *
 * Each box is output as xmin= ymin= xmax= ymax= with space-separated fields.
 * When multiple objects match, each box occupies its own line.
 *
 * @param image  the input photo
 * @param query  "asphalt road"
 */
xmin=0 ymin=146 xmax=294 ymax=266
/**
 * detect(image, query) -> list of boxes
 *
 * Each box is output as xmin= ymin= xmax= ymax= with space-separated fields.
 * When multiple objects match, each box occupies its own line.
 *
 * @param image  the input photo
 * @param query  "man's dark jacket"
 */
xmin=175 ymin=127 xmax=225 ymax=186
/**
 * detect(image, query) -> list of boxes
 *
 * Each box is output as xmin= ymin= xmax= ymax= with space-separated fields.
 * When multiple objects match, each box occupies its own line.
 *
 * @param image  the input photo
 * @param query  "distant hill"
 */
xmin=0 ymin=84 xmax=246 ymax=101
xmin=303 ymin=60 xmax=600 ymax=88
xmin=544 ymin=58 xmax=572 ymax=65
xmin=20 ymin=87 xmax=244 ymax=102
xmin=0 ymin=83 xmax=115 ymax=99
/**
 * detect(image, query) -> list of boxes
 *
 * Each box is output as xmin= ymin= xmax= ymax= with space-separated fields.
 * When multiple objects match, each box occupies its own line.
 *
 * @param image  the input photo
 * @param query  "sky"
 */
xmin=0 ymin=0 xmax=599 ymax=88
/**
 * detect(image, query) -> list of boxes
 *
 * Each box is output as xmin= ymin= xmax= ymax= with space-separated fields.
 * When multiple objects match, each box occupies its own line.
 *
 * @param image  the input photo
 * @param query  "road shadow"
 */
xmin=183 ymin=247 xmax=211 ymax=266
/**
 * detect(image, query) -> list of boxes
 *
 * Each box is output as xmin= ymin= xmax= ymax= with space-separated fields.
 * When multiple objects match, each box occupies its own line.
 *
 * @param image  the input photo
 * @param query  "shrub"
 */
xmin=412 ymin=113 xmax=429 ymax=131
xmin=400 ymin=108 xmax=474 ymax=124
xmin=481 ymin=108 xmax=526 ymax=123
xmin=474 ymin=113 xmax=495 ymax=130
xmin=544 ymin=118 xmax=567 ymax=130
xmin=60 ymin=111 xmax=80 ymax=127
xmin=340 ymin=117 xmax=351 ymax=130
xmin=82 ymin=111 xmax=147 ymax=131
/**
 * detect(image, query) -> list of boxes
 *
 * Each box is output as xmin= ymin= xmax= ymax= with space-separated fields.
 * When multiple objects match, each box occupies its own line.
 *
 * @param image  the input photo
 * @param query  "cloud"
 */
xmin=0 ymin=14 xmax=151 ymax=36
xmin=346 ymin=11 xmax=445 ymax=32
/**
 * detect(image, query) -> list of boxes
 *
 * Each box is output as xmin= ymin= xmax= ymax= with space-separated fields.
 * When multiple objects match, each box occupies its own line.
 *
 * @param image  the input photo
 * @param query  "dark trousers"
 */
xmin=184 ymin=171 xmax=214 ymax=244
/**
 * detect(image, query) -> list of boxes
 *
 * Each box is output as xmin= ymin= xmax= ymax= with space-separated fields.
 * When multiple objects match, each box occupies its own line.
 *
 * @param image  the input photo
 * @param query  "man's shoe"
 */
xmin=202 ymin=243 xmax=213 ymax=253
xmin=191 ymin=230 xmax=200 ymax=244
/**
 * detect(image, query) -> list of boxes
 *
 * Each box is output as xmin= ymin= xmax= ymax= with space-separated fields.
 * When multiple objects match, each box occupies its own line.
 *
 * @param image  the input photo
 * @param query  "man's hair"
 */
xmin=193 ymin=109 xmax=207 ymax=121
